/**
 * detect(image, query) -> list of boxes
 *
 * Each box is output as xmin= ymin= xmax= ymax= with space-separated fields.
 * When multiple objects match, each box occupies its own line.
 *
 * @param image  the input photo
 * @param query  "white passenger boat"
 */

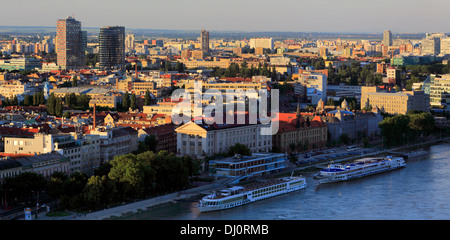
xmin=316 ymin=156 xmax=406 ymax=184
xmin=197 ymin=174 xmax=307 ymax=213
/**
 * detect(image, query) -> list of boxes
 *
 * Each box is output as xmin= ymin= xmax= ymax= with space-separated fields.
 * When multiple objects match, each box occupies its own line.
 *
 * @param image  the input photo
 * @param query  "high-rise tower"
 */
xmin=383 ymin=30 xmax=393 ymax=46
xmin=201 ymin=29 xmax=209 ymax=53
xmin=99 ymin=26 xmax=125 ymax=70
xmin=56 ymin=16 xmax=86 ymax=69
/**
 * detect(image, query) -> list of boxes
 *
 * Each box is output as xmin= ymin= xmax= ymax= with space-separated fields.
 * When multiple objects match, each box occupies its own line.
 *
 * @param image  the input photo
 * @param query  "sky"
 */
xmin=1 ymin=0 xmax=449 ymax=33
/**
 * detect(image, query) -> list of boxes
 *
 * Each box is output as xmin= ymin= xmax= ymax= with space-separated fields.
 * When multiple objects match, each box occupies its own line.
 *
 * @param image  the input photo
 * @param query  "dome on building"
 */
xmin=328 ymin=110 xmax=354 ymax=115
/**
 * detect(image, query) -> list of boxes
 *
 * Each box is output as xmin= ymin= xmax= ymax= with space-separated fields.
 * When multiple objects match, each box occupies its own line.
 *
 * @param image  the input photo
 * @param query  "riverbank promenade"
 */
xmin=36 ymin=177 xmax=230 ymax=220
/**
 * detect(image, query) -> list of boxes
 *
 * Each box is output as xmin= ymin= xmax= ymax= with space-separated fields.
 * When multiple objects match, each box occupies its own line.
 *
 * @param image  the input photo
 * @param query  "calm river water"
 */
xmin=116 ymin=143 xmax=450 ymax=220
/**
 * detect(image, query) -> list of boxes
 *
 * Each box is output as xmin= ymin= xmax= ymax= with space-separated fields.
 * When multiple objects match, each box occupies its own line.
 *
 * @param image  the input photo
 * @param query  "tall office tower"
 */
xmin=125 ymin=33 xmax=135 ymax=52
xmin=56 ymin=16 xmax=86 ymax=69
xmin=201 ymin=29 xmax=209 ymax=53
xmin=99 ymin=26 xmax=125 ymax=70
xmin=383 ymin=30 xmax=393 ymax=46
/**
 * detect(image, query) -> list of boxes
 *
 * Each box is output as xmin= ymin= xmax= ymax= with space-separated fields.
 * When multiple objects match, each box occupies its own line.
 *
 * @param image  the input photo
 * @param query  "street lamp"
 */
xmin=31 ymin=190 xmax=40 ymax=219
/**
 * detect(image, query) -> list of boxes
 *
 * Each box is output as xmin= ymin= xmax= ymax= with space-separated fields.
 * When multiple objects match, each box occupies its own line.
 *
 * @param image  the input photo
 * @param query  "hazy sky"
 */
xmin=2 ymin=0 xmax=449 ymax=33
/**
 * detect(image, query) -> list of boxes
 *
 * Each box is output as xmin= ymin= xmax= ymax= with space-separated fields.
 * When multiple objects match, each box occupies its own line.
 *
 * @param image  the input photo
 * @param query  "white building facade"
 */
xmin=175 ymin=121 xmax=273 ymax=158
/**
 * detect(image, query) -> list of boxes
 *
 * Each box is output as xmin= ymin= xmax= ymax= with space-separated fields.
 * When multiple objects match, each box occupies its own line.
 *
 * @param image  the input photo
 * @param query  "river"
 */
xmin=113 ymin=143 xmax=450 ymax=220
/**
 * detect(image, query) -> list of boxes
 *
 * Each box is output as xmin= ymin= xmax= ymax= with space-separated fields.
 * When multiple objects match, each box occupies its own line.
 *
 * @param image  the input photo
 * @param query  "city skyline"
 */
xmin=1 ymin=0 xmax=450 ymax=33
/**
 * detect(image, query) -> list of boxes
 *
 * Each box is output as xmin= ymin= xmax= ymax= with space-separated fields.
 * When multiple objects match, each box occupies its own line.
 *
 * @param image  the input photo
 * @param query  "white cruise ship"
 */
xmin=197 ymin=175 xmax=307 ymax=213
xmin=316 ymin=156 xmax=406 ymax=184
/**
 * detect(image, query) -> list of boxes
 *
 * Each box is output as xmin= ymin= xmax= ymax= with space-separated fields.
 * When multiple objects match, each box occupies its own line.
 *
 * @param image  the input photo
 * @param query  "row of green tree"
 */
xmin=1 ymin=150 xmax=201 ymax=212
xmin=403 ymin=62 xmax=450 ymax=77
xmin=63 ymin=92 xmax=91 ymax=110
xmin=125 ymin=60 xmax=186 ymax=73
xmin=1 ymin=91 xmax=45 ymax=107
xmin=121 ymin=89 xmax=154 ymax=111
xmin=46 ymin=93 xmax=91 ymax=117
xmin=121 ymin=92 xmax=137 ymax=111
xmin=22 ymin=91 xmax=46 ymax=106
xmin=294 ymin=57 xmax=383 ymax=86
xmin=210 ymin=61 xmax=277 ymax=80
xmin=327 ymin=62 xmax=383 ymax=86
xmin=46 ymin=93 xmax=64 ymax=117
xmin=379 ymin=111 xmax=436 ymax=146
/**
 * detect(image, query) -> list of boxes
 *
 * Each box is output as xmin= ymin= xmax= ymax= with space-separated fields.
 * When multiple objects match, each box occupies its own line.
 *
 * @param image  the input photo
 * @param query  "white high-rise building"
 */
xmin=125 ymin=33 xmax=135 ymax=52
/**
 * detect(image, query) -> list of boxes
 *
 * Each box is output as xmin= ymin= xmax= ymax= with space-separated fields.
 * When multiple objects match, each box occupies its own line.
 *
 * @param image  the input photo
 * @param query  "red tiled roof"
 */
xmin=0 ymin=153 xmax=35 ymax=158
xmin=142 ymin=123 xmax=175 ymax=135
xmin=276 ymin=113 xmax=324 ymax=133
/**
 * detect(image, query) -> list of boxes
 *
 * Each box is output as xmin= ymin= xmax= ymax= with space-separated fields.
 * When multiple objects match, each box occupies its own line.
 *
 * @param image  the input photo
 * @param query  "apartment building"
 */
xmin=89 ymin=94 xmax=118 ymax=109
xmin=143 ymin=98 xmax=194 ymax=116
xmin=139 ymin=124 xmax=177 ymax=153
xmin=116 ymin=77 xmax=162 ymax=97
xmin=181 ymin=58 xmax=231 ymax=69
xmin=423 ymin=74 xmax=450 ymax=110
xmin=361 ymin=86 xmax=430 ymax=115
xmin=0 ymin=158 xmax=23 ymax=182
xmin=89 ymin=126 xmax=139 ymax=163
xmin=0 ymin=80 xmax=38 ymax=99
xmin=175 ymin=117 xmax=273 ymax=159
xmin=3 ymin=132 xmax=101 ymax=175
xmin=296 ymin=72 xmax=327 ymax=105
xmin=4 ymin=133 xmax=54 ymax=155
xmin=326 ymin=83 xmax=361 ymax=102
xmin=249 ymin=38 xmax=274 ymax=51
xmin=53 ymin=134 xmax=101 ymax=174
xmin=14 ymin=152 xmax=70 ymax=178
xmin=184 ymin=81 xmax=266 ymax=95
xmin=0 ymin=57 xmax=41 ymax=71
xmin=125 ymin=33 xmax=135 ymax=52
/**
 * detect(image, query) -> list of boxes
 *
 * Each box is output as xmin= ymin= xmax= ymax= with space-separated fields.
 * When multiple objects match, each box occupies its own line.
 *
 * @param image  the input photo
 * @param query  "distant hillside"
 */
xmin=0 ymin=26 xmax=430 ymax=40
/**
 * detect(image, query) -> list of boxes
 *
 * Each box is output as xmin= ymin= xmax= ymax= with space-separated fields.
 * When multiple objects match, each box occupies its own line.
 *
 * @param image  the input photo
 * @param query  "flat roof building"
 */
xmin=249 ymin=38 xmax=274 ymax=51
xmin=361 ymin=86 xmax=430 ymax=115
xmin=209 ymin=153 xmax=287 ymax=178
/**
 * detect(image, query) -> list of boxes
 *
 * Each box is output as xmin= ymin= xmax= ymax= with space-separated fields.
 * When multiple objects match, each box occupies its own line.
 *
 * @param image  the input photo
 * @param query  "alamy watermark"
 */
xmin=170 ymin=81 xmax=279 ymax=135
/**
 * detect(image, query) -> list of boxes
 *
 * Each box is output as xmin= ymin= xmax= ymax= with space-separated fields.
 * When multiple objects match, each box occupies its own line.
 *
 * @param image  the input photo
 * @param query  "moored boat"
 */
xmin=316 ymin=156 xmax=406 ymax=184
xmin=197 ymin=174 xmax=307 ymax=213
